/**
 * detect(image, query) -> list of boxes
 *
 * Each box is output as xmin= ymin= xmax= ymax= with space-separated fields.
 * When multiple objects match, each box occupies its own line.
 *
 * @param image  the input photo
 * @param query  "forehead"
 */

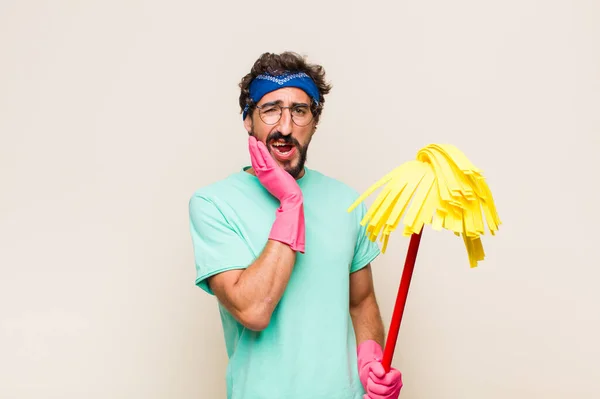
xmin=258 ymin=87 xmax=311 ymax=105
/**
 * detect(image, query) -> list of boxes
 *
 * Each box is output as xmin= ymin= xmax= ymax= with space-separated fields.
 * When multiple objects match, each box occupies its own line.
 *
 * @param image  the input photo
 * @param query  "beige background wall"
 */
xmin=1 ymin=1 xmax=599 ymax=398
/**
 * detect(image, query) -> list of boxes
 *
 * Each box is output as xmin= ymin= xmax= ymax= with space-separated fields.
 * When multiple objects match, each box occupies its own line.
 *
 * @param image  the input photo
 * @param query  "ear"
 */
xmin=243 ymin=114 xmax=253 ymax=134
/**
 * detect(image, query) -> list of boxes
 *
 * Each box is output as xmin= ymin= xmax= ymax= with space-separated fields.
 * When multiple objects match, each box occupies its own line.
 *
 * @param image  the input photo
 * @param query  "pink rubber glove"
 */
xmin=357 ymin=340 xmax=403 ymax=399
xmin=248 ymin=136 xmax=305 ymax=253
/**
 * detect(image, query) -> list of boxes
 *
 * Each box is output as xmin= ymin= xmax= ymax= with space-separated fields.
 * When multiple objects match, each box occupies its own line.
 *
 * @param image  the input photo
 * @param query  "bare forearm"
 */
xmin=229 ymin=239 xmax=296 ymax=327
xmin=351 ymin=293 xmax=386 ymax=348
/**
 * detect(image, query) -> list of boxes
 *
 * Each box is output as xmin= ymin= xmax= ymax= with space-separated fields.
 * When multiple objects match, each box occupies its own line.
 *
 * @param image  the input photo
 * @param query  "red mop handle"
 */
xmin=381 ymin=228 xmax=423 ymax=372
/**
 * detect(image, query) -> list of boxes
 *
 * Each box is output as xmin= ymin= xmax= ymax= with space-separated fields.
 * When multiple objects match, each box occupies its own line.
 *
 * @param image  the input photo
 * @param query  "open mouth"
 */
xmin=270 ymin=141 xmax=296 ymax=160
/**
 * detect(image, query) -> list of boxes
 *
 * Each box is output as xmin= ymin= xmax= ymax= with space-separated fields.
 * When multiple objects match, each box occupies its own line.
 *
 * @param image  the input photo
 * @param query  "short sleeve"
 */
xmin=350 ymin=201 xmax=381 ymax=273
xmin=188 ymin=194 xmax=256 ymax=295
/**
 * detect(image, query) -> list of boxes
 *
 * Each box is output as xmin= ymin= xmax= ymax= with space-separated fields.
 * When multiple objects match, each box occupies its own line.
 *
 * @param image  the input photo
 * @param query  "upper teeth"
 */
xmin=272 ymin=142 xmax=288 ymax=147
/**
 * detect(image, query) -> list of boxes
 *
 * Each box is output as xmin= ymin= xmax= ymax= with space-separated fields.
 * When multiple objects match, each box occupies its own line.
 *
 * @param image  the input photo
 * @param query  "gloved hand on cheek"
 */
xmin=357 ymin=340 xmax=403 ymax=399
xmin=248 ymin=136 xmax=305 ymax=253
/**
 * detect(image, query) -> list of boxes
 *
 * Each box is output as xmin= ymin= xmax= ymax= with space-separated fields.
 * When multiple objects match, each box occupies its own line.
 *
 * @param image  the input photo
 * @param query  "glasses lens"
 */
xmin=259 ymin=104 xmax=281 ymax=125
xmin=291 ymin=105 xmax=313 ymax=126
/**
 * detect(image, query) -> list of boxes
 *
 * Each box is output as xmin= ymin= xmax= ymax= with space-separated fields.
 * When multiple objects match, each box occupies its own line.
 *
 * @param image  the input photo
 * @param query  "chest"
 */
xmin=225 ymin=186 xmax=360 ymax=270
xmin=303 ymin=199 xmax=358 ymax=265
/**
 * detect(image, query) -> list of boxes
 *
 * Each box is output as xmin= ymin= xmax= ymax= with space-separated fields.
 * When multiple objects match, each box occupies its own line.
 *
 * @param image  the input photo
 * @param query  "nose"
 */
xmin=277 ymin=107 xmax=293 ymax=136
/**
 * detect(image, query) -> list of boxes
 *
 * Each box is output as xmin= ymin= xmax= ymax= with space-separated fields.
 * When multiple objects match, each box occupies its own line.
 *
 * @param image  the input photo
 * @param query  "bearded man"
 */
xmin=188 ymin=51 xmax=403 ymax=399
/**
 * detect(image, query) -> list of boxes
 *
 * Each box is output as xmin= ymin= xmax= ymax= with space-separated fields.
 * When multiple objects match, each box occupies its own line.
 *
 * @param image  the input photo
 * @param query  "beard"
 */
xmin=251 ymin=130 xmax=311 ymax=179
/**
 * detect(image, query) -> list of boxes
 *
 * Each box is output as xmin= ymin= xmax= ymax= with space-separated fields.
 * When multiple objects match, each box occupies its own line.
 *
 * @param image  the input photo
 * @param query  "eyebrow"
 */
xmin=260 ymin=100 xmax=310 ymax=107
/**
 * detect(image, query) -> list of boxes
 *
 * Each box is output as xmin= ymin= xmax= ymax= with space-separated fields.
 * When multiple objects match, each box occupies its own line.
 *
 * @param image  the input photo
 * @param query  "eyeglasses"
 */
xmin=255 ymin=102 xmax=314 ymax=127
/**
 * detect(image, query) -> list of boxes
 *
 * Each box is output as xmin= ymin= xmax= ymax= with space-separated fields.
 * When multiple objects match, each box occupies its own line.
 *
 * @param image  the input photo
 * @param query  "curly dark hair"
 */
xmin=238 ymin=51 xmax=332 ymax=125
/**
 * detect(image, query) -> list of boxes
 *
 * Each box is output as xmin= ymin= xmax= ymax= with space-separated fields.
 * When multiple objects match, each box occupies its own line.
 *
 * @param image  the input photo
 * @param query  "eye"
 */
xmin=293 ymin=106 xmax=308 ymax=115
xmin=262 ymin=106 xmax=278 ymax=114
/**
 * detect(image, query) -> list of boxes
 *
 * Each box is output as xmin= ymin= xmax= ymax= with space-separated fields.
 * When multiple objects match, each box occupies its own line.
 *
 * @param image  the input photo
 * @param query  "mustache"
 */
xmin=267 ymin=132 xmax=300 ymax=147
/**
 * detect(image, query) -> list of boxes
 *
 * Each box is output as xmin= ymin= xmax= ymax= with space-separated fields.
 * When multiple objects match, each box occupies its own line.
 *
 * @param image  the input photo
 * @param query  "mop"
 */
xmin=347 ymin=143 xmax=501 ymax=372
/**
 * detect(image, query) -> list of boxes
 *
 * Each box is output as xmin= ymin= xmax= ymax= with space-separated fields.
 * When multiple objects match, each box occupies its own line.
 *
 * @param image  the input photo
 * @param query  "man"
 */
xmin=188 ymin=51 xmax=403 ymax=399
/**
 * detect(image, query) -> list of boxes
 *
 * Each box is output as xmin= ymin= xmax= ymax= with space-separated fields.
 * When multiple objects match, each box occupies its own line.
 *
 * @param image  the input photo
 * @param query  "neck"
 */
xmin=246 ymin=167 xmax=305 ymax=180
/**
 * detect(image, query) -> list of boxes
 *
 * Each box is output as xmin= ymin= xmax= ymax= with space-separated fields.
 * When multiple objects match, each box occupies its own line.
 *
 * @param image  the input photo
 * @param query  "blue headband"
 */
xmin=243 ymin=72 xmax=320 ymax=119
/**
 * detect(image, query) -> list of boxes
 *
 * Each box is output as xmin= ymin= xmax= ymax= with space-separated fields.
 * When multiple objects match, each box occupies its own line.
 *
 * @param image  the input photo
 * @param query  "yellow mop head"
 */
xmin=348 ymin=144 xmax=501 ymax=267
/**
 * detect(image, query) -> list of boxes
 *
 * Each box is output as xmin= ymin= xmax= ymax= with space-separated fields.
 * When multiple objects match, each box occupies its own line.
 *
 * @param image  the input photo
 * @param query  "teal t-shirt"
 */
xmin=188 ymin=167 xmax=380 ymax=399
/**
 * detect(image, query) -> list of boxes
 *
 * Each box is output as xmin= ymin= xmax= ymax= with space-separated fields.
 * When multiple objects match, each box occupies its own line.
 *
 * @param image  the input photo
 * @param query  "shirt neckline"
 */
xmin=240 ymin=166 xmax=311 ymax=187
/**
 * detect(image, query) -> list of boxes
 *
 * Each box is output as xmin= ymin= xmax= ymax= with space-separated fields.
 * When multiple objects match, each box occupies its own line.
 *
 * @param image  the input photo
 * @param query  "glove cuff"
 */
xmin=269 ymin=201 xmax=305 ymax=253
xmin=357 ymin=339 xmax=383 ymax=366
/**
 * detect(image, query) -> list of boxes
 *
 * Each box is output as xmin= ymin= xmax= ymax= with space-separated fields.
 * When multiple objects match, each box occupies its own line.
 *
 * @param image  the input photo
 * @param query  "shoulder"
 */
xmin=190 ymin=170 xmax=252 ymax=201
xmin=188 ymin=170 xmax=253 ymax=214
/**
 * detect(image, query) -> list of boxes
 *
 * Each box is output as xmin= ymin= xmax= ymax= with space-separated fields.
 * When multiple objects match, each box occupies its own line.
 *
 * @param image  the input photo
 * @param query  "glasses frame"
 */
xmin=255 ymin=101 xmax=315 ymax=127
